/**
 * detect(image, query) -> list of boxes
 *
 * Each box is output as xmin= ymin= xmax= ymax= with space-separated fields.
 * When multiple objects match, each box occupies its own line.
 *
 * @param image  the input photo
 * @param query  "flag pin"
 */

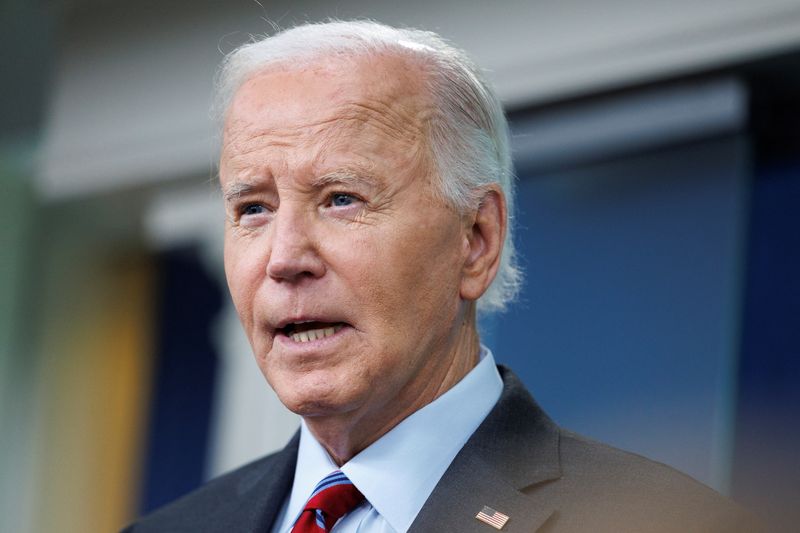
xmin=475 ymin=505 xmax=509 ymax=530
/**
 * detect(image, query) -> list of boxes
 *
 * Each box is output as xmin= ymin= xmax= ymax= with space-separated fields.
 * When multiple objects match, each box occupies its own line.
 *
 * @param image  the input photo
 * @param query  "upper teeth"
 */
xmin=290 ymin=324 xmax=343 ymax=343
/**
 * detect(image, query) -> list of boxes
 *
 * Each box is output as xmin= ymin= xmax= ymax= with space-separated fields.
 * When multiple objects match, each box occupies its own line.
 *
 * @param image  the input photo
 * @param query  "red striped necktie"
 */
xmin=292 ymin=470 xmax=365 ymax=532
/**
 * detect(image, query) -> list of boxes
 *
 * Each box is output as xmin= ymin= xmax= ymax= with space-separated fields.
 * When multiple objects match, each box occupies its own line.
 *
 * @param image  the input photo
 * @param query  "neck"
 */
xmin=305 ymin=304 xmax=481 ymax=465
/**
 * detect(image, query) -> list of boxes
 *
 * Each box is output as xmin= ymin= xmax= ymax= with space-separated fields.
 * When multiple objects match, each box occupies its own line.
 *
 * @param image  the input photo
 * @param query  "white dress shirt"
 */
xmin=271 ymin=346 xmax=503 ymax=533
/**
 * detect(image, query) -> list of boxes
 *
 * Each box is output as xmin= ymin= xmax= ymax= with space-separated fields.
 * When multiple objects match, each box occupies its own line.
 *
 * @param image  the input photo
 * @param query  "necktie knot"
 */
xmin=293 ymin=471 xmax=364 ymax=532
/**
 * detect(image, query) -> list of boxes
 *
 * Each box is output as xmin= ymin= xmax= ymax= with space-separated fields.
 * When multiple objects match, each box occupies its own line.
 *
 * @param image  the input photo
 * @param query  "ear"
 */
xmin=460 ymin=186 xmax=506 ymax=302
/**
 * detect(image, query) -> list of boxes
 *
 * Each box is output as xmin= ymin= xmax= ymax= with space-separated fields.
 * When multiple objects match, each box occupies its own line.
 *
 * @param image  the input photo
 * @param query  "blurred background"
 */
xmin=1 ymin=0 xmax=798 ymax=532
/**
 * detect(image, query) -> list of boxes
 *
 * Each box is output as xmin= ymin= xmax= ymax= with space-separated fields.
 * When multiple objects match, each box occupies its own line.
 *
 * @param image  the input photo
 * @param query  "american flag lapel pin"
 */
xmin=475 ymin=505 xmax=510 ymax=530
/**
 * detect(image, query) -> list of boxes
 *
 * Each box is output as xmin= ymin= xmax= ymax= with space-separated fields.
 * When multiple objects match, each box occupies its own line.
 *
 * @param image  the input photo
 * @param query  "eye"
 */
xmin=236 ymin=203 xmax=272 ymax=227
xmin=242 ymin=204 xmax=267 ymax=216
xmin=329 ymin=193 xmax=358 ymax=207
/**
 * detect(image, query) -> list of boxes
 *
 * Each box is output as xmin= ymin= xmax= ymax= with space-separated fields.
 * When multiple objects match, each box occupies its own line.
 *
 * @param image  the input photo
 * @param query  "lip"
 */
xmin=274 ymin=322 xmax=353 ymax=349
xmin=273 ymin=315 xmax=347 ymax=331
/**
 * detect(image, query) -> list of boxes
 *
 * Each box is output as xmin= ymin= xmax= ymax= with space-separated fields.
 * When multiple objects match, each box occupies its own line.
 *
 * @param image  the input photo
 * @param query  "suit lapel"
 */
xmin=233 ymin=432 xmax=300 ymax=532
xmin=409 ymin=367 xmax=561 ymax=533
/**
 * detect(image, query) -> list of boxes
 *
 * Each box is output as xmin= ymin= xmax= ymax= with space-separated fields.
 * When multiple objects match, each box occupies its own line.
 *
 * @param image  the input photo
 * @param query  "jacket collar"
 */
xmin=408 ymin=366 xmax=561 ymax=532
xmin=236 ymin=432 xmax=300 ymax=532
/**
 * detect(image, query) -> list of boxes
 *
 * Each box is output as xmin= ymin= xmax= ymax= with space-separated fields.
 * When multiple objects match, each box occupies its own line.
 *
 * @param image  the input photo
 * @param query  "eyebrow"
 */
xmin=311 ymin=169 xmax=378 ymax=189
xmin=223 ymin=181 xmax=260 ymax=203
xmin=222 ymin=170 xmax=378 ymax=203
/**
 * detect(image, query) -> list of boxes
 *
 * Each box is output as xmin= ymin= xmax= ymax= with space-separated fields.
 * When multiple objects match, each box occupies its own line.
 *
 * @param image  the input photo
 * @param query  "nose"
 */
xmin=265 ymin=207 xmax=326 ymax=282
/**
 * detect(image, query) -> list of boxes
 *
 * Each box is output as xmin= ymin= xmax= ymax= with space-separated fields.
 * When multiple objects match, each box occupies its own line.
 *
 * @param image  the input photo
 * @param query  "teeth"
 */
xmin=290 ymin=324 xmax=344 ymax=343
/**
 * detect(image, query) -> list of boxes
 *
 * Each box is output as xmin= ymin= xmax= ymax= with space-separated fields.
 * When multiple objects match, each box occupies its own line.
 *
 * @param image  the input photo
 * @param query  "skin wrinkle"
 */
xmin=224 ymin=85 xmax=431 ymax=146
xmin=222 ymin=107 xmax=431 ymax=203
xmin=224 ymin=167 xmax=406 ymax=234
xmin=222 ymin=54 xmax=436 ymax=172
xmin=222 ymin=124 xmax=434 ymax=233
xmin=221 ymin=52 xmax=505 ymax=464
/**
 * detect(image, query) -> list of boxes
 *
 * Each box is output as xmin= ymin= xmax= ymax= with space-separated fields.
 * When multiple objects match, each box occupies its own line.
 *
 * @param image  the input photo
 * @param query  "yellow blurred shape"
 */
xmin=33 ymin=253 xmax=155 ymax=533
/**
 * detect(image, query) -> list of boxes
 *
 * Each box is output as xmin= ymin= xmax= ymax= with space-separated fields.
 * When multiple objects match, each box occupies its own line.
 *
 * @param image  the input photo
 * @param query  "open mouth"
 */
xmin=279 ymin=321 xmax=346 ymax=343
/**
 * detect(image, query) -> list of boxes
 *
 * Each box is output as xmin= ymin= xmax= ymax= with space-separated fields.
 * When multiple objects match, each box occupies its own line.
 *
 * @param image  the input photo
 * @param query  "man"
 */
xmin=125 ymin=20 xmax=757 ymax=532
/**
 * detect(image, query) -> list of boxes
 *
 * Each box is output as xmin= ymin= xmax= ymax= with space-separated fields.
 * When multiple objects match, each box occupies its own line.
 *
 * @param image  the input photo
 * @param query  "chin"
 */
xmin=281 ymin=392 xmax=361 ymax=419
xmin=269 ymin=368 xmax=362 ymax=418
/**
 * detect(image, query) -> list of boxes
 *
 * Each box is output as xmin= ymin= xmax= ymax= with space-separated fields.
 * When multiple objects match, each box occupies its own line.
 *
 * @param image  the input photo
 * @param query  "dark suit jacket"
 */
xmin=124 ymin=366 xmax=758 ymax=532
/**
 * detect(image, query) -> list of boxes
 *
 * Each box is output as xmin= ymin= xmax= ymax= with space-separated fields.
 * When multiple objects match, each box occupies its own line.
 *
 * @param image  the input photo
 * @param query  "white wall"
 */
xmin=37 ymin=0 xmax=800 ymax=199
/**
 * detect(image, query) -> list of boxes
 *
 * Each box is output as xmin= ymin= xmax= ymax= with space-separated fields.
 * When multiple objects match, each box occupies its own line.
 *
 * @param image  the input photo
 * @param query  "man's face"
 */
xmin=220 ymin=55 xmax=473 ymax=429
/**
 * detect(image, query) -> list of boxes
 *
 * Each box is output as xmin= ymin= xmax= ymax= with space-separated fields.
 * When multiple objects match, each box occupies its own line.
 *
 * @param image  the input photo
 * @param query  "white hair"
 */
xmin=215 ymin=20 xmax=520 ymax=313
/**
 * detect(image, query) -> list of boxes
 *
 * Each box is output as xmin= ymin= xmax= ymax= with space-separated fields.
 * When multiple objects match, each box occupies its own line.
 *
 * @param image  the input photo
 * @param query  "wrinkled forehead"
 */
xmin=222 ymin=52 xmax=435 ymax=142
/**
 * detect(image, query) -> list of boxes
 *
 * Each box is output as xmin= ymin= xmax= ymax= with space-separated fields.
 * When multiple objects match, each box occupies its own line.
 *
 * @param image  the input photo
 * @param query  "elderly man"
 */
xmin=125 ymin=20 xmax=755 ymax=533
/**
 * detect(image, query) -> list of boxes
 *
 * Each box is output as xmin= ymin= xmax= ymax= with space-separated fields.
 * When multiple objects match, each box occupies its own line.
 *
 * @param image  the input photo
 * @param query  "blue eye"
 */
xmin=331 ymin=193 xmax=355 ymax=207
xmin=242 ymin=204 xmax=266 ymax=216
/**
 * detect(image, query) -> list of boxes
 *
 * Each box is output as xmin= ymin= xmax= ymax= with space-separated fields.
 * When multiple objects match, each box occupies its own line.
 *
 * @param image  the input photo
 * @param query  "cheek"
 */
xmin=345 ymin=217 xmax=464 ymax=329
xmin=224 ymin=236 xmax=263 ymax=324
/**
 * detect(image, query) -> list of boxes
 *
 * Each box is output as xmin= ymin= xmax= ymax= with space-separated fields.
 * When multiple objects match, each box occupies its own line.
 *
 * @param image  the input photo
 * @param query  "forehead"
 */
xmin=222 ymin=53 xmax=434 ymax=154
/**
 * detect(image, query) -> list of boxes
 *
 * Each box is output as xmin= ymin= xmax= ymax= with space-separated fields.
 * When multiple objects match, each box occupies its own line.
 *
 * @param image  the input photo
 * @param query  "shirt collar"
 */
xmin=286 ymin=346 xmax=503 ymax=532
